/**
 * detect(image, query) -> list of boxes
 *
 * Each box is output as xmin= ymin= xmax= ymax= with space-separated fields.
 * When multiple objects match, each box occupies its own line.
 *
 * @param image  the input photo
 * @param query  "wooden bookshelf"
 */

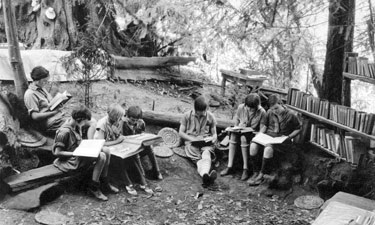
xmin=286 ymin=104 xmax=375 ymax=141
xmin=309 ymin=141 xmax=341 ymax=159
xmin=343 ymin=72 xmax=375 ymax=85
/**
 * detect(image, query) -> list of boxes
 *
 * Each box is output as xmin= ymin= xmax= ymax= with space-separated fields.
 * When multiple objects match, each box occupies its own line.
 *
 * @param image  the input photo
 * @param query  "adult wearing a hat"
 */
xmin=247 ymin=94 xmax=301 ymax=186
xmin=24 ymin=66 xmax=96 ymax=137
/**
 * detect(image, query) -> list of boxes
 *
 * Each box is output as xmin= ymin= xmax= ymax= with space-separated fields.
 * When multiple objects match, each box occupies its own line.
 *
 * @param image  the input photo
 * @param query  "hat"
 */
xmin=31 ymin=66 xmax=49 ymax=81
xmin=45 ymin=7 xmax=56 ymax=20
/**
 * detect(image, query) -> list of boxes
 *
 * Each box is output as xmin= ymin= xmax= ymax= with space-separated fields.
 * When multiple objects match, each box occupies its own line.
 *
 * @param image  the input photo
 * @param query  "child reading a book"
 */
xmin=220 ymin=93 xmax=266 ymax=181
xmin=179 ymin=96 xmax=218 ymax=186
xmin=24 ymin=66 xmax=96 ymax=138
xmin=52 ymin=105 xmax=118 ymax=201
xmin=94 ymin=104 xmax=153 ymax=195
xmin=247 ymin=94 xmax=301 ymax=186
xmin=121 ymin=105 xmax=163 ymax=180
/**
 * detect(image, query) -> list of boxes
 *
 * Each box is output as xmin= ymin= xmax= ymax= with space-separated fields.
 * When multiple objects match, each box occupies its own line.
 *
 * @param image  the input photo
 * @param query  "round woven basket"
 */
xmin=172 ymin=147 xmax=187 ymax=158
xmin=157 ymin=127 xmax=181 ymax=148
xmin=17 ymin=129 xmax=47 ymax=147
xmin=153 ymin=145 xmax=174 ymax=158
xmin=294 ymin=195 xmax=324 ymax=210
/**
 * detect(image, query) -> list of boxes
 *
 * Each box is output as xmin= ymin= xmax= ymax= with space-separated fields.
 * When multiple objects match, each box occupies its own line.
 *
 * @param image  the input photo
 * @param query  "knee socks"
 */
xmin=260 ymin=158 xmax=272 ymax=175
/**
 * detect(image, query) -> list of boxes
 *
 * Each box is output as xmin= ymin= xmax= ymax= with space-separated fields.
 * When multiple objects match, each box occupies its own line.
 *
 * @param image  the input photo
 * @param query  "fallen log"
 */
xmin=143 ymin=110 xmax=234 ymax=130
xmin=112 ymin=56 xmax=197 ymax=69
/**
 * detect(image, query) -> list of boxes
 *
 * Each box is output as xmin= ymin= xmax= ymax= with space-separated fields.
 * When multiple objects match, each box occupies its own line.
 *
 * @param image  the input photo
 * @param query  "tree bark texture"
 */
xmin=2 ymin=0 xmax=28 ymax=100
xmin=322 ymin=0 xmax=355 ymax=104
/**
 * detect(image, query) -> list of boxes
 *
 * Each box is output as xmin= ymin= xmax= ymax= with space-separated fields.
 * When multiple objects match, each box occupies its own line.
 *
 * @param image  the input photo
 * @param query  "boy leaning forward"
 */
xmin=179 ymin=96 xmax=218 ymax=186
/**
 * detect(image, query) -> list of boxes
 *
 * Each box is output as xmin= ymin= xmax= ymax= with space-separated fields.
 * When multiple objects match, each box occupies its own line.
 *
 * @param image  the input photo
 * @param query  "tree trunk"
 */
xmin=322 ymin=0 xmax=355 ymax=104
xmin=2 ymin=0 xmax=28 ymax=100
xmin=112 ymin=56 xmax=197 ymax=69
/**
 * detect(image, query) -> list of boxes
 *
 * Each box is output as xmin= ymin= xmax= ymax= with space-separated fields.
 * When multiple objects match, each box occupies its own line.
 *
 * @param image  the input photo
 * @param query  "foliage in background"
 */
xmin=61 ymin=24 xmax=113 ymax=108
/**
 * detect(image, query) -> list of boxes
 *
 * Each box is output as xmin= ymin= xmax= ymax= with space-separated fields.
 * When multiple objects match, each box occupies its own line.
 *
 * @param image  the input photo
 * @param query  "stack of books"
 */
xmin=287 ymin=88 xmax=375 ymax=135
xmin=310 ymin=123 xmax=367 ymax=165
xmin=344 ymin=52 xmax=375 ymax=78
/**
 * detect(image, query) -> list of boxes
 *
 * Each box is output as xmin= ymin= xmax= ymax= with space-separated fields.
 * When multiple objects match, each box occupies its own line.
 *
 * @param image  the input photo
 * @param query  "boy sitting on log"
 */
xmin=94 ymin=104 xmax=153 ymax=195
xmin=24 ymin=66 xmax=96 ymax=138
xmin=52 ymin=105 xmax=118 ymax=201
xmin=179 ymin=96 xmax=218 ymax=186
xmin=220 ymin=93 xmax=266 ymax=181
xmin=121 ymin=105 xmax=163 ymax=180
xmin=247 ymin=94 xmax=301 ymax=186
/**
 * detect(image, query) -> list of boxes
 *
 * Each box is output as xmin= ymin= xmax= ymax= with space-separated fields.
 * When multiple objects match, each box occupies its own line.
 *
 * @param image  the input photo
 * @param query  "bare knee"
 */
xmin=249 ymin=143 xmax=260 ymax=156
xmin=263 ymin=146 xmax=274 ymax=158
xmin=97 ymin=152 xmax=106 ymax=164
xmin=240 ymin=135 xmax=248 ymax=147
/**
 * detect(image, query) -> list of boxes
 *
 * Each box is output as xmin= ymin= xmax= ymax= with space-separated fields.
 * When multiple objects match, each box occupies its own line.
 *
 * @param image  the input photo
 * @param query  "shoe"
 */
xmin=202 ymin=173 xmax=210 ymax=185
xmin=88 ymin=187 xmax=108 ymax=201
xmin=240 ymin=169 xmax=249 ymax=181
xmin=209 ymin=170 xmax=217 ymax=183
xmin=125 ymin=185 xmax=138 ymax=196
xmin=155 ymin=171 xmax=163 ymax=180
xmin=248 ymin=173 xmax=264 ymax=186
xmin=220 ymin=167 xmax=234 ymax=176
xmin=247 ymin=172 xmax=259 ymax=184
xmin=101 ymin=178 xmax=119 ymax=193
xmin=140 ymin=185 xmax=154 ymax=194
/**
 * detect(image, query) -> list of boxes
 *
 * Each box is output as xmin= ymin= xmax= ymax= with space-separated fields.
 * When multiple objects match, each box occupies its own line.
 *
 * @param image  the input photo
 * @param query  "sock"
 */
xmin=260 ymin=158 xmax=272 ymax=175
xmin=250 ymin=155 xmax=261 ymax=173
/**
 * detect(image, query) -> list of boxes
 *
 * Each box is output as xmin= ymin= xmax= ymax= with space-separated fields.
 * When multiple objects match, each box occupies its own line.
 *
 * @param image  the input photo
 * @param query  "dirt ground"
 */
xmin=0 ymin=80 xmax=318 ymax=225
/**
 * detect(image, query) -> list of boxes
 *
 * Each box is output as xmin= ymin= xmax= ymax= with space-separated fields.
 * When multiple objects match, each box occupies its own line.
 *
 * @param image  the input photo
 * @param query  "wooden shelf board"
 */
xmin=286 ymin=104 xmax=375 ymax=141
xmin=309 ymin=141 xmax=341 ymax=159
xmin=343 ymin=72 xmax=375 ymax=85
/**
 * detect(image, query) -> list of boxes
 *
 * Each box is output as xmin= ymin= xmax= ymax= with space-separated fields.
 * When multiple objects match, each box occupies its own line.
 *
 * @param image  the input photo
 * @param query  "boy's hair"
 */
xmin=31 ymin=66 xmax=49 ymax=81
xmin=0 ymin=131 xmax=8 ymax=146
xmin=194 ymin=95 xmax=208 ymax=112
xmin=107 ymin=103 xmax=125 ymax=124
xmin=244 ymin=93 xmax=260 ymax=108
xmin=71 ymin=105 xmax=91 ymax=123
xmin=127 ymin=106 xmax=143 ymax=119
xmin=268 ymin=94 xmax=281 ymax=107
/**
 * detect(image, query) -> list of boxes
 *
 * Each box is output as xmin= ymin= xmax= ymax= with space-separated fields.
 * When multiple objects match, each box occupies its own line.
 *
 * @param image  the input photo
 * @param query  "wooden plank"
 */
xmin=286 ymin=104 xmax=375 ymax=140
xmin=309 ymin=141 xmax=341 ymax=159
xmin=3 ymin=165 xmax=67 ymax=191
xmin=112 ymin=56 xmax=197 ymax=69
xmin=343 ymin=72 xmax=375 ymax=85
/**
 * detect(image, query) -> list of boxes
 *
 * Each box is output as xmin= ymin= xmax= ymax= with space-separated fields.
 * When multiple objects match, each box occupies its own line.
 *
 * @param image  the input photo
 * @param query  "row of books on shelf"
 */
xmin=287 ymin=88 xmax=375 ymax=135
xmin=310 ymin=123 xmax=367 ymax=165
xmin=344 ymin=52 xmax=375 ymax=79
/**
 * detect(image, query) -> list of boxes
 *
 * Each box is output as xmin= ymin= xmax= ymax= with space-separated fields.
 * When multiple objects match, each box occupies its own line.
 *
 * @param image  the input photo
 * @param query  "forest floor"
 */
xmin=0 ymin=80 xmax=319 ymax=225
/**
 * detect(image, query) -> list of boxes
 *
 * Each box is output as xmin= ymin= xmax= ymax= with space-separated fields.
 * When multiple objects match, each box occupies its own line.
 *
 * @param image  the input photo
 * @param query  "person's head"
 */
xmin=194 ymin=95 xmax=208 ymax=116
xmin=0 ymin=131 xmax=8 ymax=151
xmin=268 ymin=94 xmax=284 ymax=114
xmin=127 ymin=106 xmax=142 ymax=125
xmin=244 ymin=93 xmax=260 ymax=109
xmin=31 ymin=66 xmax=50 ymax=87
xmin=71 ymin=105 xmax=92 ymax=125
xmin=107 ymin=103 xmax=125 ymax=125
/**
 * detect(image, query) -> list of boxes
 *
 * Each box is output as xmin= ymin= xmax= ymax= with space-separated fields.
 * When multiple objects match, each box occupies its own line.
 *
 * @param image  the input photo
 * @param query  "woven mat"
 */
xmin=172 ymin=146 xmax=188 ymax=158
xmin=157 ymin=127 xmax=181 ymax=148
xmin=153 ymin=145 xmax=174 ymax=158
xmin=294 ymin=195 xmax=324 ymax=210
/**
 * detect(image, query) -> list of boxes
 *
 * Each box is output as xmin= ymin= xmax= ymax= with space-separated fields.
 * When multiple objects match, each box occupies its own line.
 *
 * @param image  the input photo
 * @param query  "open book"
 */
xmin=252 ymin=133 xmax=288 ymax=146
xmin=225 ymin=126 xmax=254 ymax=134
xmin=73 ymin=139 xmax=105 ymax=158
xmin=108 ymin=133 xmax=162 ymax=159
xmin=49 ymin=90 xmax=72 ymax=111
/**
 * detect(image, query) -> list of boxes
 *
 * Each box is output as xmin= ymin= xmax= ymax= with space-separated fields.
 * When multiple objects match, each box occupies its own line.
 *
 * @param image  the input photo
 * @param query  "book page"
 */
xmin=108 ymin=142 xmax=143 ymax=159
xmin=73 ymin=139 xmax=105 ymax=157
xmin=122 ymin=133 xmax=160 ymax=146
xmin=226 ymin=126 xmax=254 ymax=133
xmin=49 ymin=91 xmax=72 ymax=111
xmin=252 ymin=133 xmax=288 ymax=146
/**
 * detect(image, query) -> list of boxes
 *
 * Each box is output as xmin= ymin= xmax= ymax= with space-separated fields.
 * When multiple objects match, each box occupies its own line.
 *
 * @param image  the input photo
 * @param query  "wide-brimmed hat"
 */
xmin=45 ymin=7 xmax=56 ymax=20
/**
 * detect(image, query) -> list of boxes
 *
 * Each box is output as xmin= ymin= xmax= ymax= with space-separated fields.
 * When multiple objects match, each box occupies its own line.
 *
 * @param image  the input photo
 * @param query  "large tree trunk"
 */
xmin=321 ymin=0 xmax=355 ymax=104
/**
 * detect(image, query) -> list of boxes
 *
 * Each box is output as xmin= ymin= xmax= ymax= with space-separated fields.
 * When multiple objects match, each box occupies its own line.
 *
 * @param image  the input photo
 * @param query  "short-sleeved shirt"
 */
xmin=261 ymin=106 xmax=301 ymax=137
xmin=121 ymin=118 xmax=146 ymax=136
xmin=180 ymin=110 xmax=217 ymax=137
xmin=52 ymin=121 xmax=86 ymax=172
xmin=96 ymin=116 xmax=122 ymax=141
xmin=234 ymin=104 xmax=266 ymax=131
xmin=24 ymin=83 xmax=65 ymax=132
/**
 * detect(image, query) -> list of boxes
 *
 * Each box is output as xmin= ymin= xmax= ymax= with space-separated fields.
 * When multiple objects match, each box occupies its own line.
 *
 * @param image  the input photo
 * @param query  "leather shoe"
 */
xmin=202 ymin=173 xmax=210 ymax=185
xmin=240 ymin=169 xmax=249 ymax=181
xmin=209 ymin=170 xmax=217 ymax=183
xmin=220 ymin=167 xmax=234 ymax=176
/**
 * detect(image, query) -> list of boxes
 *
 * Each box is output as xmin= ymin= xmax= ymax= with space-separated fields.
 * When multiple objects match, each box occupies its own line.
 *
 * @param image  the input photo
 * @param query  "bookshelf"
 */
xmin=309 ymin=141 xmax=341 ymax=159
xmin=286 ymin=104 xmax=375 ymax=141
xmin=343 ymin=72 xmax=375 ymax=85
